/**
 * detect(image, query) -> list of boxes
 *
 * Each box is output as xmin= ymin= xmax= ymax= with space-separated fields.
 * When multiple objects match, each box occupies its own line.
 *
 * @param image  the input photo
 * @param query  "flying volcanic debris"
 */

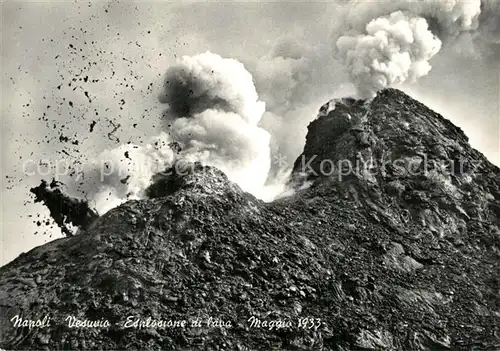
xmin=333 ymin=0 xmax=484 ymax=98
xmin=64 ymin=52 xmax=271 ymax=215
xmin=73 ymin=133 xmax=176 ymax=214
xmin=30 ymin=179 xmax=99 ymax=236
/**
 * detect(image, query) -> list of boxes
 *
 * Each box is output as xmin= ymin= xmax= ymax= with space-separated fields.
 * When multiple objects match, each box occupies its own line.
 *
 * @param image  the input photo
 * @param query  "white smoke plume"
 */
xmin=73 ymin=133 xmax=175 ymax=214
xmin=333 ymin=0 xmax=485 ymax=98
xmin=254 ymin=35 xmax=349 ymax=178
xmin=68 ymin=52 xmax=272 ymax=214
xmin=160 ymin=52 xmax=271 ymax=195
xmin=160 ymin=52 xmax=266 ymax=125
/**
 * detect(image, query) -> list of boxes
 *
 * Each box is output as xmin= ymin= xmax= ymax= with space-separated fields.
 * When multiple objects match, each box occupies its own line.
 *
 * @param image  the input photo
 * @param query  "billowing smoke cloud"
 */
xmin=160 ymin=52 xmax=271 ymax=195
xmin=67 ymin=52 xmax=272 ymax=213
xmin=333 ymin=0 xmax=485 ymax=98
xmin=73 ymin=133 xmax=175 ymax=214
xmin=160 ymin=53 xmax=266 ymax=125
xmin=253 ymin=35 xmax=350 ymax=179
xmin=336 ymin=11 xmax=442 ymax=98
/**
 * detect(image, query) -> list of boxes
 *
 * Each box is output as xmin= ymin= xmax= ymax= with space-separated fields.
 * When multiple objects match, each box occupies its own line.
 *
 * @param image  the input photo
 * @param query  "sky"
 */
xmin=1 ymin=0 xmax=499 ymax=266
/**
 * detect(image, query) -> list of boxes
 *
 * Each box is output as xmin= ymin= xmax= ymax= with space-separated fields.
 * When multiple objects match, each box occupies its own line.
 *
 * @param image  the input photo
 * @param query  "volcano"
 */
xmin=1 ymin=89 xmax=499 ymax=350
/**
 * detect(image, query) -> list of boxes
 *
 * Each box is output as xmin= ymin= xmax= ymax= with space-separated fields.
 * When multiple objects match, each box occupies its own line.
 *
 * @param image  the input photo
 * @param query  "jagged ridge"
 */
xmin=1 ymin=89 xmax=499 ymax=350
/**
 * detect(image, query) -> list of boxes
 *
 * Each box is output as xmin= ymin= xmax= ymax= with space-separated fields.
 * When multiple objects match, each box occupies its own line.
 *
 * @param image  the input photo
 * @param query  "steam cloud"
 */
xmin=160 ymin=52 xmax=271 ymax=196
xmin=75 ymin=133 xmax=175 ymax=214
xmin=333 ymin=0 xmax=486 ymax=98
xmin=254 ymin=36 xmax=348 ymax=179
xmin=69 ymin=52 xmax=271 ymax=214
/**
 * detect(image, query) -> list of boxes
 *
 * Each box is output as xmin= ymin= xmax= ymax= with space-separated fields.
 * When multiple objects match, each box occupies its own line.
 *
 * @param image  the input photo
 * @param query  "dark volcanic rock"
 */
xmin=1 ymin=89 xmax=499 ymax=350
xmin=30 ymin=179 xmax=99 ymax=236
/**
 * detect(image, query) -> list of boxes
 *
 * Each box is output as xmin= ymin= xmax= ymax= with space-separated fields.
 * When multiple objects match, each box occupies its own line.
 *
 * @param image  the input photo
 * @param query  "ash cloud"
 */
xmin=254 ymin=35 xmax=349 ymax=181
xmin=160 ymin=52 xmax=271 ymax=196
xmin=73 ymin=133 xmax=175 ymax=214
xmin=66 ymin=52 xmax=272 ymax=214
xmin=160 ymin=52 xmax=265 ymax=125
xmin=332 ymin=0 xmax=499 ymax=98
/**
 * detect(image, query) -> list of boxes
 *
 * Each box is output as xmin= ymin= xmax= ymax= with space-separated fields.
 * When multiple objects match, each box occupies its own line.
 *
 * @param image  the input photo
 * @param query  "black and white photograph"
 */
xmin=1 ymin=0 xmax=499 ymax=349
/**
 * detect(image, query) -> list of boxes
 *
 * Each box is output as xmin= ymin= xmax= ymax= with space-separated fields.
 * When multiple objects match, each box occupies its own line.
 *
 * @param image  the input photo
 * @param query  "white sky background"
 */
xmin=1 ymin=1 xmax=499 ymax=266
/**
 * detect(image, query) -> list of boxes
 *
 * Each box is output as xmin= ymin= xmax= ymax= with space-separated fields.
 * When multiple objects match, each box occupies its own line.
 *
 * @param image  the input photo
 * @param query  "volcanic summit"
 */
xmin=1 ymin=89 xmax=499 ymax=350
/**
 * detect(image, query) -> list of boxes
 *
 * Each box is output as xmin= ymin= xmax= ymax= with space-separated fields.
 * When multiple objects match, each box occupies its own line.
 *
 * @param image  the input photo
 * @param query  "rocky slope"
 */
xmin=1 ymin=89 xmax=499 ymax=350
